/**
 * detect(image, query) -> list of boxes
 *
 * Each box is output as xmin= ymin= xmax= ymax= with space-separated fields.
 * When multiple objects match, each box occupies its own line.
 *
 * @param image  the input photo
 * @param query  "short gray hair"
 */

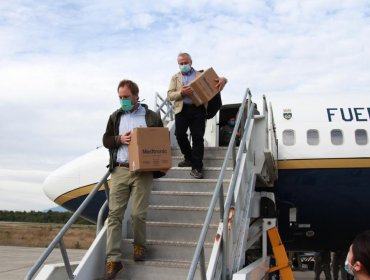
xmin=178 ymin=52 xmax=192 ymax=61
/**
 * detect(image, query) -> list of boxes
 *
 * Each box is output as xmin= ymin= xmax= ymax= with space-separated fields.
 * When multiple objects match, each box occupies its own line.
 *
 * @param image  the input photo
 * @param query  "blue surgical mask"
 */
xmin=179 ymin=64 xmax=191 ymax=73
xmin=120 ymin=98 xmax=134 ymax=112
xmin=344 ymin=259 xmax=355 ymax=276
xmin=228 ymin=120 xmax=236 ymax=127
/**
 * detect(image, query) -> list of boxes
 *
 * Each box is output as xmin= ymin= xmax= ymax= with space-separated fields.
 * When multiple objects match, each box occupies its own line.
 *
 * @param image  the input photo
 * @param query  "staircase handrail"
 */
xmin=155 ymin=92 xmax=174 ymax=121
xmin=187 ymin=89 xmax=253 ymax=280
xmin=263 ymin=95 xmax=269 ymax=151
xmin=263 ymin=95 xmax=277 ymax=156
xmin=268 ymin=99 xmax=278 ymax=168
xmin=25 ymin=170 xmax=111 ymax=280
xmin=221 ymin=97 xmax=256 ymax=279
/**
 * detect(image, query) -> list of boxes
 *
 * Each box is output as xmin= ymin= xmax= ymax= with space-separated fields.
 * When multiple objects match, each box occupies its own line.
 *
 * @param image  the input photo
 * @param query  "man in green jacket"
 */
xmin=102 ymin=79 xmax=163 ymax=279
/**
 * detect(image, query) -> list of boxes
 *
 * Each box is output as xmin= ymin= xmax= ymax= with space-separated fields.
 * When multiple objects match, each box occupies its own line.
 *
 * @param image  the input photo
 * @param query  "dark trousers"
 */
xmin=175 ymin=104 xmax=206 ymax=170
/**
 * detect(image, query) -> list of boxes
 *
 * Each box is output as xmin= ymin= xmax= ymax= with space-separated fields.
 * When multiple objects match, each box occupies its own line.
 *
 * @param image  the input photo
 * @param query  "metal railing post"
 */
xmin=154 ymin=92 xmax=174 ymax=122
xmin=103 ymin=180 xmax=109 ymax=201
xmin=97 ymin=200 xmax=108 ymax=234
xmin=59 ymin=239 xmax=74 ymax=280
xmin=200 ymin=247 xmax=207 ymax=279
xmin=232 ymin=142 xmax=236 ymax=169
xmin=219 ymin=183 xmax=225 ymax=221
xmin=263 ymin=95 xmax=269 ymax=151
xmin=222 ymin=235 xmax=227 ymax=279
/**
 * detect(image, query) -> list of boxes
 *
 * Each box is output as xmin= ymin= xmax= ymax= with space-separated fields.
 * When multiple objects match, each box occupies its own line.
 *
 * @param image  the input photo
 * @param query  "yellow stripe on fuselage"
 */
xmin=278 ymin=158 xmax=370 ymax=169
xmin=55 ymin=181 xmax=111 ymax=205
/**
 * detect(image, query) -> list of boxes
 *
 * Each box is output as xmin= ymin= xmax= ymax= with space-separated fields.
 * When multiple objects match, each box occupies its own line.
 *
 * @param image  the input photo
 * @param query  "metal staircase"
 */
xmin=187 ymin=91 xmax=279 ymax=280
xmin=114 ymin=147 xmax=233 ymax=279
xmin=27 ymin=89 xmax=281 ymax=280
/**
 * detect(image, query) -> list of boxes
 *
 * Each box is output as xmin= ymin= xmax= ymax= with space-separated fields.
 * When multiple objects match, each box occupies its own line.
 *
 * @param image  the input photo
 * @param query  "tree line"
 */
xmin=0 ymin=210 xmax=93 ymax=225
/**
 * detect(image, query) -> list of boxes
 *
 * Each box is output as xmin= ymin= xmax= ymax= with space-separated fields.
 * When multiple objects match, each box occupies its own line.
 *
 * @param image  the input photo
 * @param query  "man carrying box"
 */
xmin=102 ymin=79 xmax=163 ymax=279
xmin=167 ymin=52 xmax=228 ymax=179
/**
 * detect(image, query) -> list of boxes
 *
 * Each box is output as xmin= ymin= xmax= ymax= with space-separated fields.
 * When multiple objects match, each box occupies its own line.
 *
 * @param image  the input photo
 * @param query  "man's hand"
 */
xmin=215 ymin=77 xmax=228 ymax=91
xmin=120 ymin=131 xmax=131 ymax=145
xmin=180 ymin=85 xmax=193 ymax=96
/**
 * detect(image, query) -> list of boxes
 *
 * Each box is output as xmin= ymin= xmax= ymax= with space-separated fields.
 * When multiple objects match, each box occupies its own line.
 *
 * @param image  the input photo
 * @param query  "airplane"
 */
xmin=42 ymin=93 xmax=370 ymax=254
xmin=270 ymin=94 xmax=370 ymax=251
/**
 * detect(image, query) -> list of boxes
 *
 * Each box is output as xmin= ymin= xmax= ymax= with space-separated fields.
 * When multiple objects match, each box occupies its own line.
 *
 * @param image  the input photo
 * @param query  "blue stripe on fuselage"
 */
xmin=61 ymin=191 xmax=107 ymax=224
xmin=275 ymin=167 xmax=370 ymax=251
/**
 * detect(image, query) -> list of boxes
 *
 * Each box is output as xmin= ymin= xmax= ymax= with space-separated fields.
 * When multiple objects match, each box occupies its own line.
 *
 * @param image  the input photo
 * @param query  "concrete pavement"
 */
xmin=0 ymin=245 xmax=325 ymax=280
xmin=0 ymin=246 xmax=86 ymax=280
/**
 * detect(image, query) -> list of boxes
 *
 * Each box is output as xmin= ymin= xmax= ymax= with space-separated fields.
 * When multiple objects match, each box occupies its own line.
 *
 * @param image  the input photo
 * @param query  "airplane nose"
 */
xmin=43 ymin=147 xmax=109 ymax=205
xmin=43 ymin=157 xmax=81 ymax=203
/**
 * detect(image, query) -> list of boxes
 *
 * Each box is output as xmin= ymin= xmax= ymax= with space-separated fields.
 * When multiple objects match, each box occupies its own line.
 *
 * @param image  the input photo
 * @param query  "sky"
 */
xmin=0 ymin=0 xmax=369 ymax=211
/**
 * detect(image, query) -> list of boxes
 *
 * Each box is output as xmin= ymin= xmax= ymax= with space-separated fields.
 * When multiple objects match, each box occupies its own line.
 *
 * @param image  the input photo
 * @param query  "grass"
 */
xmin=0 ymin=222 xmax=96 ymax=249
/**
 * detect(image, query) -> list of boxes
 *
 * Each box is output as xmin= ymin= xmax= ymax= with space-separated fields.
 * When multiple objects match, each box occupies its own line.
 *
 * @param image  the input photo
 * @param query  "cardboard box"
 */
xmin=128 ymin=127 xmax=172 ymax=172
xmin=189 ymin=67 xmax=220 ymax=106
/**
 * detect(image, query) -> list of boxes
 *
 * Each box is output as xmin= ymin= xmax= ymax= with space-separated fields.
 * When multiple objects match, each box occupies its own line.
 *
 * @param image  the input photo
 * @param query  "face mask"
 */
xmin=179 ymin=64 xmax=191 ymax=73
xmin=344 ymin=259 xmax=355 ymax=276
xmin=120 ymin=98 xmax=134 ymax=111
xmin=228 ymin=120 xmax=236 ymax=127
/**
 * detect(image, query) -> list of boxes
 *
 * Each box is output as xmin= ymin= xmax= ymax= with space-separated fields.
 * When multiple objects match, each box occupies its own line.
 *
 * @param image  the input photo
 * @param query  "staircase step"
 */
xmin=164 ymin=167 xmax=233 ymax=179
xmin=121 ymin=239 xmax=212 ymax=262
xmin=171 ymin=147 xmax=235 ymax=157
xmin=152 ymin=178 xmax=230 ymax=192
xmin=172 ymin=156 xmax=233 ymax=167
xmin=150 ymin=191 xmax=224 ymax=207
xmin=147 ymin=205 xmax=221 ymax=224
xmin=115 ymin=259 xmax=204 ymax=280
xmin=126 ymin=221 xmax=218 ymax=243
xmin=113 ymin=146 xmax=237 ymax=279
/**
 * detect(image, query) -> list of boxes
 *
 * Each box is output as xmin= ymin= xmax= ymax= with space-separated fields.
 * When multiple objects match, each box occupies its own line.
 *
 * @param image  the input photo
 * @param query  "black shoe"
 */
xmin=104 ymin=261 xmax=123 ymax=279
xmin=190 ymin=169 xmax=203 ymax=179
xmin=178 ymin=159 xmax=191 ymax=167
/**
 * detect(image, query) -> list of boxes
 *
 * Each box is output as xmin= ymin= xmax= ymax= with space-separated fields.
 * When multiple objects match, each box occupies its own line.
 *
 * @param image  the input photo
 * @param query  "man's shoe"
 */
xmin=104 ymin=261 xmax=123 ymax=280
xmin=178 ymin=159 xmax=191 ymax=167
xmin=134 ymin=245 xmax=146 ymax=261
xmin=190 ymin=169 xmax=203 ymax=179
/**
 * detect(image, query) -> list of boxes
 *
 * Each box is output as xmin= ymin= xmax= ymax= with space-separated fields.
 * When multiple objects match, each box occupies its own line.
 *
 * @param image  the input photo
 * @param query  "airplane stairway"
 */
xmin=187 ymin=92 xmax=279 ymax=279
xmin=114 ymin=147 xmax=234 ymax=279
xmin=115 ymin=91 xmax=279 ymax=279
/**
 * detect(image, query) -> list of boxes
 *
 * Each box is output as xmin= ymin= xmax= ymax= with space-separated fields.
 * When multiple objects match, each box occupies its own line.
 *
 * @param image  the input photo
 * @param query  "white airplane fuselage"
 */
xmin=269 ymin=96 xmax=370 ymax=250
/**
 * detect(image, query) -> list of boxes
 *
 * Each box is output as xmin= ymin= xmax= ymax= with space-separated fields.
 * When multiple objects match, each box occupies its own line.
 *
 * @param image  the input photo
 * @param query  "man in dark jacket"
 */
xmin=102 ymin=79 xmax=163 ymax=280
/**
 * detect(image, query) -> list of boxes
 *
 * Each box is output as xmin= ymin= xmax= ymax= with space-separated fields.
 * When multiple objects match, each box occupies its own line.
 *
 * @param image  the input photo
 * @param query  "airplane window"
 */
xmin=307 ymin=129 xmax=319 ymax=145
xmin=283 ymin=129 xmax=295 ymax=146
xmin=331 ymin=129 xmax=343 ymax=145
xmin=355 ymin=129 xmax=368 ymax=145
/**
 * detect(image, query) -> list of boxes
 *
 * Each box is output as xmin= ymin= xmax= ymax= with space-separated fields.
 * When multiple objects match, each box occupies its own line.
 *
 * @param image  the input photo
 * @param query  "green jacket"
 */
xmin=103 ymin=104 xmax=163 ymax=171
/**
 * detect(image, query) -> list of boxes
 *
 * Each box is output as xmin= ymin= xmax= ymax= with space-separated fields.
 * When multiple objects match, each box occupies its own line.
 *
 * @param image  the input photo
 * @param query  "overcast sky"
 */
xmin=0 ymin=1 xmax=369 ymax=211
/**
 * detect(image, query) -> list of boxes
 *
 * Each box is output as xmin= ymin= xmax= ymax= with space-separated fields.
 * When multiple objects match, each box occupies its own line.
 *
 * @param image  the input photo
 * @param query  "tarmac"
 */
xmin=0 ymin=245 xmax=323 ymax=280
xmin=0 ymin=246 xmax=86 ymax=280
